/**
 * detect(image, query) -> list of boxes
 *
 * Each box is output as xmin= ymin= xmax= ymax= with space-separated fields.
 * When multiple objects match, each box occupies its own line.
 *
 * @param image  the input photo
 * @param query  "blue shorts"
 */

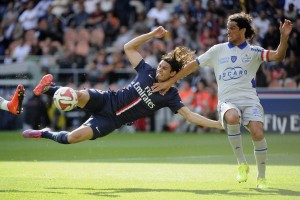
xmin=82 ymin=89 xmax=118 ymax=139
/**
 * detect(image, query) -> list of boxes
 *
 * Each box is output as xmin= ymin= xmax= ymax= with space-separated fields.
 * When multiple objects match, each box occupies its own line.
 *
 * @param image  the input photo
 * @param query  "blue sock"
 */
xmin=45 ymin=86 xmax=60 ymax=97
xmin=42 ymin=130 xmax=70 ymax=144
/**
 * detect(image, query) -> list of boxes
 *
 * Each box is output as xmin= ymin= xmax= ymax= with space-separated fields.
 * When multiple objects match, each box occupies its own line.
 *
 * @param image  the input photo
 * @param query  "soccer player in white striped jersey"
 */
xmin=152 ymin=12 xmax=293 ymax=189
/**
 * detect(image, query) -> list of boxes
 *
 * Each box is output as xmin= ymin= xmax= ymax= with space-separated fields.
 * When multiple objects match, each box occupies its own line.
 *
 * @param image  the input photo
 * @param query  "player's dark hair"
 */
xmin=228 ymin=12 xmax=256 ymax=39
xmin=162 ymin=46 xmax=195 ymax=73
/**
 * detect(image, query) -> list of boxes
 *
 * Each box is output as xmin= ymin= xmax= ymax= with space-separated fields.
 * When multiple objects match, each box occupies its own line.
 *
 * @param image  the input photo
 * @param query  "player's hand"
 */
xmin=151 ymin=81 xmax=172 ymax=95
xmin=217 ymin=121 xmax=224 ymax=130
xmin=280 ymin=19 xmax=293 ymax=37
xmin=151 ymin=26 xmax=167 ymax=39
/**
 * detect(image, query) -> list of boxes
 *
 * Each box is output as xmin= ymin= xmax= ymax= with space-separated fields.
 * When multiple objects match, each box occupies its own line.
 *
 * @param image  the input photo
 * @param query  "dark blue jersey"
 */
xmin=111 ymin=60 xmax=184 ymax=127
xmin=83 ymin=59 xmax=185 ymax=138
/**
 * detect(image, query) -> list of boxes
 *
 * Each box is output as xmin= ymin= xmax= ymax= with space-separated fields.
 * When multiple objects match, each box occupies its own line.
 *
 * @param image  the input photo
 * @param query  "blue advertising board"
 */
xmin=258 ymin=89 xmax=300 ymax=134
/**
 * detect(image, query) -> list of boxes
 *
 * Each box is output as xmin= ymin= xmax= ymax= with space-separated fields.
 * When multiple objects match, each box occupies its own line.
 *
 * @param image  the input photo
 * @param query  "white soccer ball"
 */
xmin=53 ymin=87 xmax=78 ymax=111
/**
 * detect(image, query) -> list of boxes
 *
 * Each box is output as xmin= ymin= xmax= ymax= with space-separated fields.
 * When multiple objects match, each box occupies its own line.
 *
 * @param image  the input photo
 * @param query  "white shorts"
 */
xmin=217 ymin=99 xmax=264 ymax=129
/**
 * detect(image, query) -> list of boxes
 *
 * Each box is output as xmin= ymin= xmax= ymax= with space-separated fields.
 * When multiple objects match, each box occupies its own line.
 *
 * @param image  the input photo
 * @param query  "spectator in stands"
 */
xmin=221 ymin=0 xmax=241 ymax=14
xmin=146 ymin=0 xmax=170 ymax=27
xmin=106 ymin=49 xmax=131 ymax=85
xmin=113 ymin=25 xmax=134 ymax=49
xmin=284 ymin=0 xmax=300 ymax=15
xmin=283 ymin=50 xmax=300 ymax=87
xmin=72 ymin=2 xmax=89 ymax=28
xmin=269 ymin=62 xmax=286 ymax=87
xmin=59 ymin=3 xmax=75 ymax=29
xmin=86 ymin=48 xmax=111 ymax=84
xmin=102 ymin=11 xmax=120 ymax=47
xmin=193 ymin=79 xmax=210 ymax=117
xmin=261 ymin=23 xmax=280 ymax=49
xmin=198 ymin=10 xmax=219 ymax=42
xmin=18 ymin=0 xmax=40 ymax=31
xmin=0 ymin=84 xmax=25 ymax=115
xmin=86 ymin=2 xmax=105 ymax=29
xmin=11 ymin=34 xmax=31 ymax=62
xmin=199 ymin=25 xmax=214 ymax=51
xmin=35 ymin=0 xmax=53 ymax=17
xmin=193 ymin=0 xmax=206 ymax=22
xmin=139 ymin=45 xmax=158 ymax=68
xmin=0 ymin=2 xmax=19 ymax=49
xmin=252 ymin=10 xmax=271 ymax=42
xmin=206 ymin=0 xmax=226 ymax=18
xmin=168 ymin=13 xmax=191 ymax=48
xmin=173 ymin=0 xmax=195 ymax=22
xmin=284 ymin=3 xmax=297 ymax=22
xmin=132 ymin=11 xmax=150 ymax=35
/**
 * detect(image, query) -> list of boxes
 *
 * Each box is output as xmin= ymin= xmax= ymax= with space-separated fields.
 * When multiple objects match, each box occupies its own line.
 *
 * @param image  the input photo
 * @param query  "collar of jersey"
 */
xmin=228 ymin=41 xmax=247 ymax=49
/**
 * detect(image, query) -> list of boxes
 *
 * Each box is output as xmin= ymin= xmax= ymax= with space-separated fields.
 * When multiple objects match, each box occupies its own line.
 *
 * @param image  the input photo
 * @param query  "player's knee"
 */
xmin=77 ymin=90 xmax=90 ymax=108
xmin=251 ymin=131 xmax=264 ymax=141
xmin=249 ymin=122 xmax=264 ymax=140
xmin=250 ymin=128 xmax=264 ymax=140
xmin=224 ymin=109 xmax=240 ymax=124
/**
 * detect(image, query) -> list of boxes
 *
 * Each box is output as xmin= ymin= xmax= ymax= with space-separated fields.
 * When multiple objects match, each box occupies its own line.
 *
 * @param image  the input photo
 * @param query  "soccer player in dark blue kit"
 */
xmin=23 ymin=26 xmax=223 ymax=144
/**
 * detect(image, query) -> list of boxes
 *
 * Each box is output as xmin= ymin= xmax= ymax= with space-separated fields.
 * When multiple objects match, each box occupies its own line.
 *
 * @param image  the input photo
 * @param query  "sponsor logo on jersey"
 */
xmin=219 ymin=57 xmax=230 ymax=64
xmin=242 ymin=54 xmax=251 ymax=62
xmin=219 ymin=67 xmax=247 ymax=81
xmin=96 ymin=126 xmax=100 ymax=134
xmin=148 ymin=74 xmax=154 ymax=79
xmin=250 ymin=48 xmax=262 ymax=52
xmin=133 ymin=82 xmax=155 ymax=108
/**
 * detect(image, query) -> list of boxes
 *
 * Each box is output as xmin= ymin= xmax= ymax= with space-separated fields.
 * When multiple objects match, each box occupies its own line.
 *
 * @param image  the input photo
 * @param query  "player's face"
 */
xmin=227 ymin=21 xmax=245 ymax=45
xmin=156 ymin=60 xmax=176 ymax=82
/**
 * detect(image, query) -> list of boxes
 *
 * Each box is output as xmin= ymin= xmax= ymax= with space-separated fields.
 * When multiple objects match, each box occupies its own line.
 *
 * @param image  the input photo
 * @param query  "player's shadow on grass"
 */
xmin=47 ymin=187 xmax=300 ymax=198
xmin=250 ymin=187 xmax=300 ymax=196
xmin=0 ymin=189 xmax=64 ymax=194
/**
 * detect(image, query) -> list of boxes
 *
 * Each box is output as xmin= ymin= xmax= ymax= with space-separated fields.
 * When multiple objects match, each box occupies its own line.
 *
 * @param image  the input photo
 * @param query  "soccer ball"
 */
xmin=53 ymin=87 xmax=78 ymax=111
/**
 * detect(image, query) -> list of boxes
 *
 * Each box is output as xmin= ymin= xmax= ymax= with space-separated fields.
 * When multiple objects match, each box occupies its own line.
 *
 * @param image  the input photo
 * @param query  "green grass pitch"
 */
xmin=0 ymin=131 xmax=300 ymax=200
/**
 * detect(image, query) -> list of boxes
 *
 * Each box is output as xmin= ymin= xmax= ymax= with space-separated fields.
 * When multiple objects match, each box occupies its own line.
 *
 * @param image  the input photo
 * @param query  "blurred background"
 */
xmin=0 ymin=0 xmax=299 ymax=133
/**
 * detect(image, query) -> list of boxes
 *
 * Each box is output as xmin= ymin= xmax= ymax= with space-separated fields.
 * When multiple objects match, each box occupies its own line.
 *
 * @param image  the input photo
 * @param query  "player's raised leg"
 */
xmin=23 ymin=125 xmax=93 ymax=144
xmin=7 ymin=84 xmax=25 ymax=115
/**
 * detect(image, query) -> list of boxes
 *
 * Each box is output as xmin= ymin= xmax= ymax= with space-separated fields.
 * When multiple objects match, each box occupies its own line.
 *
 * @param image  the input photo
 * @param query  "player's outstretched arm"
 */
xmin=124 ymin=26 xmax=167 ymax=68
xmin=268 ymin=19 xmax=293 ymax=62
xmin=177 ymin=106 xmax=223 ymax=130
xmin=152 ymin=60 xmax=199 ymax=95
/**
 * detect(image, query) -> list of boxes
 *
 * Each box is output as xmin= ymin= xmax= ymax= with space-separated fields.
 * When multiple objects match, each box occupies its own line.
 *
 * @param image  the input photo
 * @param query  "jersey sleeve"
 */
xmin=135 ymin=59 xmax=155 ymax=72
xmin=251 ymin=45 xmax=270 ymax=62
xmin=260 ymin=49 xmax=271 ymax=62
xmin=195 ymin=45 xmax=218 ymax=68
xmin=167 ymin=88 xmax=185 ymax=113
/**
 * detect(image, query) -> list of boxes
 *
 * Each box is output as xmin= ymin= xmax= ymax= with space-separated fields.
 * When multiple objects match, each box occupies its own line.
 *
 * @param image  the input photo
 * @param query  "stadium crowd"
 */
xmin=0 ymin=0 xmax=300 ymax=131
